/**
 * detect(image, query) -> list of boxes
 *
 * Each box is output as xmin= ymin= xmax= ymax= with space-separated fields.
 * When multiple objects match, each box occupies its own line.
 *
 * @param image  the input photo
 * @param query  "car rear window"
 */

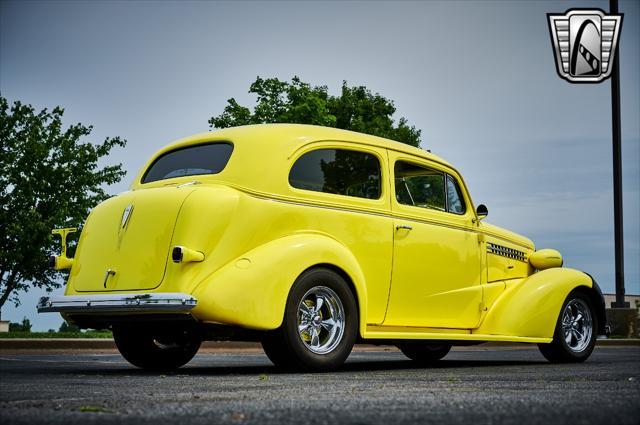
xmin=142 ymin=142 xmax=233 ymax=184
xmin=289 ymin=148 xmax=381 ymax=199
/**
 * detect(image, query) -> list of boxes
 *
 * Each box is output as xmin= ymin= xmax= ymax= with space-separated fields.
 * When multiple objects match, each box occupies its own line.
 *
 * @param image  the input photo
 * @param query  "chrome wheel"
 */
xmin=297 ymin=286 xmax=345 ymax=354
xmin=561 ymin=298 xmax=593 ymax=353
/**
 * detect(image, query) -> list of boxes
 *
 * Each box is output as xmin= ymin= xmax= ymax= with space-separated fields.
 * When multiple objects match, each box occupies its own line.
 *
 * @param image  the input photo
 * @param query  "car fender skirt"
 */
xmin=475 ymin=268 xmax=594 ymax=339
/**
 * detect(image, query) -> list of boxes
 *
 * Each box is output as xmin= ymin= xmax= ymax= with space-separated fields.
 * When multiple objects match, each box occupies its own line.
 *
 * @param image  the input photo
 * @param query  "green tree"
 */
xmin=209 ymin=76 xmax=421 ymax=147
xmin=59 ymin=320 xmax=80 ymax=333
xmin=9 ymin=317 xmax=32 ymax=332
xmin=0 ymin=95 xmax=127 ymax=316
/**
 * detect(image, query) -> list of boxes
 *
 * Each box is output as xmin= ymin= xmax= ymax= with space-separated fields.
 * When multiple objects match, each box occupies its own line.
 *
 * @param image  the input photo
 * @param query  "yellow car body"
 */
xmin=41 ymin=124 xmax=606 ymax=353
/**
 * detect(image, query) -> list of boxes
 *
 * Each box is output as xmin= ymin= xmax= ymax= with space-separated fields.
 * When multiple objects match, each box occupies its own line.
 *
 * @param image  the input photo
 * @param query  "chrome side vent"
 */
xmin=487 ymin=243 xmax=526 ymax=262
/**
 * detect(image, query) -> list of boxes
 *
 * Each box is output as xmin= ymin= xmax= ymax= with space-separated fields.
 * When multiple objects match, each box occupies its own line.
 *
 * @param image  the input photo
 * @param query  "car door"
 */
xmin=383 ymin=152 xmax=483 ymax=329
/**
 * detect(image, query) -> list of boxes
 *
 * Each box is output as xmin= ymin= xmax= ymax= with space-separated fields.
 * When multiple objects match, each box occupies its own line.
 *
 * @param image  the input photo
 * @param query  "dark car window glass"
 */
xmin=142 ymin=143 xmax=233 ymax=183
xmin=394 ymin=161 xmax=446 ymax=211
xmin=446 ymin=175 xmax=466 ymax=214
xmin=289 ymin=149 xmax=381 ymax=199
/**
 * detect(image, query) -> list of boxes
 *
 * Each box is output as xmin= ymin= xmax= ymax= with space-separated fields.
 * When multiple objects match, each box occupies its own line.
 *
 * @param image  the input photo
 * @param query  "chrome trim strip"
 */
xmin=37 ymin=293 xmax=197 ymax=314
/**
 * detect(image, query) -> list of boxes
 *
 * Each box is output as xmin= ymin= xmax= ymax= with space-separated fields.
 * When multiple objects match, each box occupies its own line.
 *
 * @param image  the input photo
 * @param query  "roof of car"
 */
xmin=157 ymin=124 xmax=452 ymax=168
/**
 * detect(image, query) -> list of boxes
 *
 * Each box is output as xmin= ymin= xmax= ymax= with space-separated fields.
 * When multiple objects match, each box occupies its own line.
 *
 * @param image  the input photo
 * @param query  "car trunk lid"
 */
xmin=70 ymin=186 xmax=196 ymax=292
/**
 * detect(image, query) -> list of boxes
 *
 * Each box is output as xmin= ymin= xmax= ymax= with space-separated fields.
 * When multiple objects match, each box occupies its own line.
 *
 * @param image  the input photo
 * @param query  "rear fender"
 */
xmin=190 ymin=233 xmax=367 ymax=333
xmin=475 ymin=268 xmax=593 ymax=339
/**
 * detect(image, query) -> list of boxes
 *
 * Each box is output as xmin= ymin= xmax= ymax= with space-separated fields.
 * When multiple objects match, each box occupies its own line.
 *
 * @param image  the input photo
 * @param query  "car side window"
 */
xmin=394 ymin=161 xmax=446 ymax=211
xmin=289 ymin=148 xmax=381 ymax=200
xmin=446 ymin=175 xmax=466 ymax=214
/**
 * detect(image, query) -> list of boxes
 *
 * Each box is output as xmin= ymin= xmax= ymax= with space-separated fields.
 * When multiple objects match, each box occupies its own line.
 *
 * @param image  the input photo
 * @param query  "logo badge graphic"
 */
xmin=121 ymin=204 xmax=134 ymax=229
xmin=548 ymin=9 xmax=623 ymax=83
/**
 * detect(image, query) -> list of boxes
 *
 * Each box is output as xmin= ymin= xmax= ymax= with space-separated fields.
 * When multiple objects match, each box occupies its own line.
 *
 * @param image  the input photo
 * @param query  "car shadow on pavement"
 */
xmin=61 ymin=358 xmax=547 ymax=377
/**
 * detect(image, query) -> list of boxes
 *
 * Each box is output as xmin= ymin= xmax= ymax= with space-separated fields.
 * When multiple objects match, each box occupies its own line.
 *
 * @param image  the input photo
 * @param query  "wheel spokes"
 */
xmin=296 ymin=286 xmax=346 ymax=355
xmin=573 ymin=313 xmax=583 ymax=325
xmin=314 ymin=296 xmax=324 ymax=314
xmin=564 ymin=330 xmax=573 ymax=345
xmin=573 ymin=328 xmax=584 ymax=342
xmin=299 ymin=302 xmax=313 ymax=316
xmin=321 ymin=318 xmax=336 ymax=332
xmin=310 ymin=327 xmax=320 ymax=348
xmin=298 ymin=323 xmax=311 ymax=334
xmin=561 ymin=298 xmax=593 ymax=352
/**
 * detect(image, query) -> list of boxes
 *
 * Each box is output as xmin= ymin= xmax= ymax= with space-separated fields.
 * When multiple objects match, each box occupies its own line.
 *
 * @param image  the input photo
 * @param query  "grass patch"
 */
xmin=78 ymin=405 xmax=112 ymax=413
xmin=0 ymin=331 xmax=112 ymax=339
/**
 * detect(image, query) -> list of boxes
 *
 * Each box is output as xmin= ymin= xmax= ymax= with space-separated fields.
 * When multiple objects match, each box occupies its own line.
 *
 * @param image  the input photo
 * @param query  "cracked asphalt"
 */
xmin=1 ymin=346 xmax=639 ymax=425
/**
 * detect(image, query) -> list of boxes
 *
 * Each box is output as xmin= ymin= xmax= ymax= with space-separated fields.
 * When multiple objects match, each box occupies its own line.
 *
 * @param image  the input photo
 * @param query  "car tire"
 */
xmin=261 ymin=330 xmax=292 ymax=368
xmin=113 ymin=324 xmax=201 ymax=371
xmin=538 ymin=290 xmax=597 ymax=363
xmin=261 ymin=267 xmax=358 ymax=371
xmin=397 ymin=343 xmax=452 ymax=364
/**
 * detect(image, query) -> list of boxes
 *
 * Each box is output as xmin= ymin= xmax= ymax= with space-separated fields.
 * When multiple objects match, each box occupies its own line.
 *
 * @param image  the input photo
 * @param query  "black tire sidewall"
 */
xmin=113 ymin=324 xmax=201 ymax=371
xmin=281 ymin=268 xmax=358 ymax=371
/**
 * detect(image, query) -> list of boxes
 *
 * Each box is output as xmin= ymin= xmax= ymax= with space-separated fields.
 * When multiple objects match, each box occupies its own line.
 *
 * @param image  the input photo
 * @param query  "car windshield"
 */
xmin=142 ymin=142 xmax=233 ymax=183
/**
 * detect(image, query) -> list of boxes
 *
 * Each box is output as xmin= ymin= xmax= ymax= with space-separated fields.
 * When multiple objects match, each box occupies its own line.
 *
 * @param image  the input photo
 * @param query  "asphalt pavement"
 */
xmin=1 ymin=346 xmax=639 ymax=425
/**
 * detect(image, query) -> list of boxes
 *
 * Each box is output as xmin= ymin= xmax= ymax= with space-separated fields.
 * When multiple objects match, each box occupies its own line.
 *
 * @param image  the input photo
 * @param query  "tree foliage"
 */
xmin=0 ymin=95 xmax=127 ymax=313
xmin=209 ymin=76 xmax=421 ymax=147
xmin=59 ymin=320 xmax=80 ymax=333
xmin=9 ymin=317 xmax=32 ymax=332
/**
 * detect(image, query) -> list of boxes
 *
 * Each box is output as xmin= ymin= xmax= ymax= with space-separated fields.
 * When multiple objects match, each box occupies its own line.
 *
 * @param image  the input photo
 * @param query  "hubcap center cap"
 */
xmin=312 ymin=315 xmax=321 ymax=325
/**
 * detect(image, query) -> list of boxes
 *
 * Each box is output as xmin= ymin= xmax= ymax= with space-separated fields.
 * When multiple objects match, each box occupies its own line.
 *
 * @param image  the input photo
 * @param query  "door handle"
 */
xmin=396 ymin=224 xmax=413 ymax=231
xmin=103 ymin=269 xmax=116 ymax=288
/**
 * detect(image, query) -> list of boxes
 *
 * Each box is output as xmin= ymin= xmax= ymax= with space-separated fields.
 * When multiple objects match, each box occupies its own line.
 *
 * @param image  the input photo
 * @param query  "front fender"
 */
xmin=475 ymin=268 xmax=593 ymax=339
xmin=190 ymin=232 xmax=367 ymax=333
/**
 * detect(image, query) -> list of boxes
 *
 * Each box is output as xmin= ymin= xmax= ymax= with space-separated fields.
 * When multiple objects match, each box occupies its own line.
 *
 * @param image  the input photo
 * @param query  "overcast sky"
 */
xmin=1 ymin=0 xmax=638 ymax=330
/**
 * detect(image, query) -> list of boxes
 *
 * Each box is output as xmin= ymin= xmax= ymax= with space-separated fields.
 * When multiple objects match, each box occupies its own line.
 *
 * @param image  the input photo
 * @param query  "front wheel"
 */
xmin=261 ymin=267 xmax=358 ymax=371
xmin=113 ymin=324 xmax=201 ymax=371
xmin=538 ymin=291 xmax=597 ymax=363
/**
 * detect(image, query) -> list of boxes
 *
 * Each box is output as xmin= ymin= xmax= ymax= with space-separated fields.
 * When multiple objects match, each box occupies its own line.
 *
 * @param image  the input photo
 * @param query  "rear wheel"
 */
xmin=538 ymin=291 xmax=597 ymax=363
xmin=113 ymin=324 xmax=201 ymax=371
xmin=261 ymin=267 xmax=358 ymax=371
xmin=397 ymin=343 xmax=452 ymax=364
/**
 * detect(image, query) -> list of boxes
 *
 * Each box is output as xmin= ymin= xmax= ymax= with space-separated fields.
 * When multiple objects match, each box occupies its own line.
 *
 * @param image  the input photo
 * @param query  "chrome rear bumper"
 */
xmin=37 ymin=293 xmax=197 ymax=314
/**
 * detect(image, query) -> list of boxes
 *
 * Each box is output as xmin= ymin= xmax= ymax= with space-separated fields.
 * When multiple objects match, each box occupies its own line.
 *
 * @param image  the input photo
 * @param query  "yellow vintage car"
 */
xmin=38 ymin=124 xmax=607 ymax=371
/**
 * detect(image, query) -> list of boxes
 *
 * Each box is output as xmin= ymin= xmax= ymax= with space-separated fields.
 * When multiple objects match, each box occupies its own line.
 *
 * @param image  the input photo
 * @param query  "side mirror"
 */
xmin=476 ymin=204 xmax=488 ymax=220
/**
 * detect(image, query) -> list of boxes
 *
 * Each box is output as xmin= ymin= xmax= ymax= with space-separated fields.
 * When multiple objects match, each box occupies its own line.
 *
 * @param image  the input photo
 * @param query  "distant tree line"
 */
xmin=7 ymin=317 xmax=80 ymax=333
